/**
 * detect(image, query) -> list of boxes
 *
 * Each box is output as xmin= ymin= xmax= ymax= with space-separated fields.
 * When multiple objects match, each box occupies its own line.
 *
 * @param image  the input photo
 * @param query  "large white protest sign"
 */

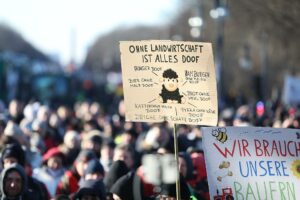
xmin=202 ymin=127 xmax=300 ymax=200
xmin=120 ymin=40 xmax=218 ymax=125
xmin=282 ymin=75 xmax=300 ymax=105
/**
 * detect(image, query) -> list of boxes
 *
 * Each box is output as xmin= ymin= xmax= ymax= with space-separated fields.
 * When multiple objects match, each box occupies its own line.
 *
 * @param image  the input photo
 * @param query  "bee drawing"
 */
xmin=212 ymin=128 xmax=228 ymax=143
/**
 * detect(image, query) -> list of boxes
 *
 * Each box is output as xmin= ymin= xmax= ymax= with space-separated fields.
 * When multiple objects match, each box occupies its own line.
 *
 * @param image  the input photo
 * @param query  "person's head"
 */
xmin=119 ymin=128 xmax=137 ymax=145
xmin=1 ymin=143 xmax=25 ymax=168
xmin=31 ymin=119 xmax=47 ymax=138
xmin=84 ymin=159 xmax=104 ymax=181
xmin=8 ymin=99 xmax=23 ymax=120
xmin=100 ymin=139 xmax=115 ymax=162
xmin=42 ymin=147 xmax=64 ymax=171
xmin=82 ymin=130 xmax=103 ymax=158
xmin=113 ymin=144 xmax=135 ymax=170
xmin=3 ymin=121 xmax=28 ymax=146
xmin=57 ymin=106 xmax=70 ymax=122
xmin=37 ymin=105 xmax=51 ymax=122
xmin=178 ymin=156 xmax=187 ymax=178
xmin=74 ymin=149 xmax=97 ymax=177
xmin=64 ymin=130 xmax=80 ymax=149
xmin=178 ymin=152 xmax=194 ymax=180
xmin=103 ymin=160 xmax=129 ymax=191
xmin=0 ymin=163 xmax=27 ymax=199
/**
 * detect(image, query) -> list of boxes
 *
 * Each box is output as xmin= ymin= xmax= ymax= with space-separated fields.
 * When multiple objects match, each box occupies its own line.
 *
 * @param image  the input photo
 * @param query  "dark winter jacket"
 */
xmin=75 ymin=179 xmax=106 ymax=200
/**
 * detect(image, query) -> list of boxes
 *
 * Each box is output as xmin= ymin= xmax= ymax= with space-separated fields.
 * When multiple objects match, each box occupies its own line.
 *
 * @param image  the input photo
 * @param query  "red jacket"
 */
xmin=56 ymin=169 xmax=80 ymax=195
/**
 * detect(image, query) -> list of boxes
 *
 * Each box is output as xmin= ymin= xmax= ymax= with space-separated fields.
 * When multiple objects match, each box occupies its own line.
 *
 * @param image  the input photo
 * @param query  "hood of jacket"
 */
xmin=0 ymin=163 xmax=27 ymax=199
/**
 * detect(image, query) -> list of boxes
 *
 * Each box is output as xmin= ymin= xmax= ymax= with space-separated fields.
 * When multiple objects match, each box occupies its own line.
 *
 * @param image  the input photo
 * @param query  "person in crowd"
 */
xmin=49 ymin=112 xmax=65 ymax=142
xmin=33 ymin=147 xmax=65 ymax=198
xmin=233 ymin=105 xmax=253 ymax=126
xmin=0 ymin=163 xmax=28 ymax=200
xmin=3 ymin=121 xmax=28 ymax=148
xmin=19 ymin=102 xmax=36 ymax=138
xmin=81 ymin=130 xmax=103 ymax=159
xmin=0 ymin=114 xmax=7 ymax=139
xmin=109 ymin=171 xmax=143 ymax=200
xmin=38 ymin=105 xmax=64 ymax=146
xmin=113 ymin=143 xmax=135 ymax=170
xmin=99 ymin=138 xmax=115 ymax=174
xmin=187 ymin=150 xmax=209 ymax=200
xmin=76 ymin=159 xmax=106 ymax=200
xmin=56 ymin=106 xmax=72 ymax=129
xmin=137 ymin=124 xmax=171 ymax=154
xmin=103 ymin=160 xmax=129 ymax=192
xmin=178 ymin=152 xmax=199 ymax=199
xmin=56 ymin=149 xmax=97 ymax=196
xmin=114 ymin=127 xmax=138 ymax=146
xmin=218 ymin=108 xmax=234 ymax=127
xmin=81 ymin=159 xmax=105 ymax=182
xmin=27 ymin=132 xmax=45 ymax=170
xmin=178 ymin=152 xmax=194 ymax=181
xmin=0 ymin=136 xmax=20 ymax=153
xmin=59 ymin=130 xmax=81 ymax=168
xmin=7 ymin=99 xmax=24 ymax=124
xmin=31 ymin=119 xmax=59 ymax=150
xmin=0 ymin=143 xmax=49 ymax=199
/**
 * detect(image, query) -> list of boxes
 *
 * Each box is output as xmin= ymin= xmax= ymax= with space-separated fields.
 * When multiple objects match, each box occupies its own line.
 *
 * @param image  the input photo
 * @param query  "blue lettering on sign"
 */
xmin=239 ymin=160 xmax=289 ymax=177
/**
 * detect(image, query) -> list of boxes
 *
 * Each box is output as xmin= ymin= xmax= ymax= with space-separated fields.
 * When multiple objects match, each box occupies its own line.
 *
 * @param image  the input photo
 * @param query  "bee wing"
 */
xmin=212 ymin=130 xmax=218 ymax=136
xmin=219 ymin=127 xmax=226 ymax=133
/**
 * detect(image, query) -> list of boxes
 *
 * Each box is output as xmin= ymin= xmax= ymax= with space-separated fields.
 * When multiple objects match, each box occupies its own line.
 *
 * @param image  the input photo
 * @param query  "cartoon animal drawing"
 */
xmin=158 ymin=69 xmax=185 ymax=104
xmin=212 ymin=128 xmax=228 ymax=143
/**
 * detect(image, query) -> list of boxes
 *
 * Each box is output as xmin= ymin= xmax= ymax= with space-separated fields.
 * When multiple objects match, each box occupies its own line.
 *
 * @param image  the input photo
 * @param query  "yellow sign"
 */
xmin=120 ymin=40 xmax=218 ymax=125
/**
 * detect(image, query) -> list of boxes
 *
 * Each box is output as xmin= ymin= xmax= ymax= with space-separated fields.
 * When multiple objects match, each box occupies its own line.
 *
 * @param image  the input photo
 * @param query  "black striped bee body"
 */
xmin=296 ymin=132 xmax=300 ymax=139
xmin=212 ymin=128 xmax=228 ymax=143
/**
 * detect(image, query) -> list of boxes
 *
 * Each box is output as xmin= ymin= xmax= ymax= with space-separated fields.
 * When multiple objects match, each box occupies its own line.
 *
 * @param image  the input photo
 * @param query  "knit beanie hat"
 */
xmin=84 ymin=159 xmax=104 ymax=177
xmin=1 ymin=143 xmax=25 ymax=167
xmin=75 ymin=149 xmax=97 ymax=164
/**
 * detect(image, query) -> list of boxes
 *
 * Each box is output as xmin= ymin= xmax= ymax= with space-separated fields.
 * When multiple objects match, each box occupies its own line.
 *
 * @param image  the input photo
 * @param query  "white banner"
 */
xmin=202 ymin=126 xmax=300 ymax=200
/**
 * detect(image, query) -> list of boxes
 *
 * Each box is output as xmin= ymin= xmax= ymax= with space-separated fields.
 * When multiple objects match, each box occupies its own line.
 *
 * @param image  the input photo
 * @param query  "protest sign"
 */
xmin=202 ymin=126 xmax=300 ymax=200
xmin=120 ymin=40 xmax=218 ymax=125
xmin=282 ymin=75 xmax=300 ymax=105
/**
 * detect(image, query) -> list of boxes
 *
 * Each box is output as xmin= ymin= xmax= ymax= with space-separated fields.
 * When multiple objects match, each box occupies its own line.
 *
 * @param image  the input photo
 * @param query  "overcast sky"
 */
xmin=0 ymin=0 xmax=179 ymax=65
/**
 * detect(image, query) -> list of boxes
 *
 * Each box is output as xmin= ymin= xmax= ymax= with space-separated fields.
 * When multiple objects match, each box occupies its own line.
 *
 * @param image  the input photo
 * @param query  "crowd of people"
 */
xmin=0 ymin=97 xmax=299 ymax=200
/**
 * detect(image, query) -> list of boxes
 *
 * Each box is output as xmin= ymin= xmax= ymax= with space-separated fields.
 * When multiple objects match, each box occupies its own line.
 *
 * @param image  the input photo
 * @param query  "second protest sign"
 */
xmin=120 ymin=40 xmax=218 ymax=125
